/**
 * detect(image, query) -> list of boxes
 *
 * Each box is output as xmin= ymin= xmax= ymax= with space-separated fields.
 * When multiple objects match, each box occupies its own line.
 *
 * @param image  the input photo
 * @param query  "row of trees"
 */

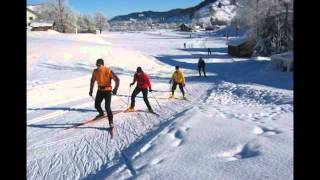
xmin=38 ymin=0 xmax=109 ymax=33
xmin=234 ymin=0 xmax=293 ymax=56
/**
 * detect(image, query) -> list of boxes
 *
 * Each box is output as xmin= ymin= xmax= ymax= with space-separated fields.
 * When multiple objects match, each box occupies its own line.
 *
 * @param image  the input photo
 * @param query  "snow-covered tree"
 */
xmin=94 ymin=12 xmax=109 ymax=34
xmin=83 ymin=15 xmax=96 ymax=33
xmin=39 ymin=0 xmax=75 ymax=33
xmin=235 ymin=0 xmax=293 ymax=55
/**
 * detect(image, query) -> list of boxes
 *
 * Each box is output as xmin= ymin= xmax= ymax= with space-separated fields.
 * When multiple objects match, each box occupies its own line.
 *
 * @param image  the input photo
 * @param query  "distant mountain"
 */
xmin=109 ymin=0 xmax=220 ymax=23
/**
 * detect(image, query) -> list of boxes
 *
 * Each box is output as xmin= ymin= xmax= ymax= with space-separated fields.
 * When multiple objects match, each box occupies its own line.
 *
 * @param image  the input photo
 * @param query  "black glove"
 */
xmin=112 ymin=89 xmax=117 ymax=95
xmin=89 ymin=91 xmax=93 ymax=96
xmin=130 ymin=83 xmax=134 ymax=87
xmin=149 ymin=89 xmax=152 ymax=92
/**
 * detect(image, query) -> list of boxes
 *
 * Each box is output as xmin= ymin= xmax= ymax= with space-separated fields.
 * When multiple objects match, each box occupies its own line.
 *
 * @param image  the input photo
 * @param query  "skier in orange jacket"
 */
xmin=89 ymin=59 xmax=120 ymax=129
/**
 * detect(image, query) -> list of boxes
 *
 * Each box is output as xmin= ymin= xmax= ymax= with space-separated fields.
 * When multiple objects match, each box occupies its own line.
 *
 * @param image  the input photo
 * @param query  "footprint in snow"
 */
xmin=150 ymin=158 xmax=164 ymax=165
xmin=219 ymin=143 xmax=261 ymax=161
xmin=252 ymin=126 xmax=282 ymax=136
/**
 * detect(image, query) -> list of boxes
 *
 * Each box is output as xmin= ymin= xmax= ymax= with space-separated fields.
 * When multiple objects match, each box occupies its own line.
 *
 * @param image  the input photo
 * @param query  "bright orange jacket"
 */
xmin=91 ymin=66 xmax=118 ymax=91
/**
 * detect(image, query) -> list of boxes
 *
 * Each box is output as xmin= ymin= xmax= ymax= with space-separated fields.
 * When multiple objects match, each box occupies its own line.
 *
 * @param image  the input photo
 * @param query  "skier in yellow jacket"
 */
xmin=169 ymin=66 xmax=186 ymax=99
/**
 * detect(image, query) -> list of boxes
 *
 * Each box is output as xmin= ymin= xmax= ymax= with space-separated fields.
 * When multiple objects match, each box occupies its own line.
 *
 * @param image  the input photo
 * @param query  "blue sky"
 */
xmin=27 ymin=0 xmax=202 ymax=18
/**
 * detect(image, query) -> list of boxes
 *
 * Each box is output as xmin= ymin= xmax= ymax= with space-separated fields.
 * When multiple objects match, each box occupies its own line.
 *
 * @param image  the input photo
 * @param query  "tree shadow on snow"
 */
xmin=178 ymin=47 xmax=227 ymax=53
xmin=154 ymin=50 xmax=293 ymax=90
xmin=27 ymin=107 xmax=96 ymax=113
xmin=38 ymin=63 xmax=135 ymax=76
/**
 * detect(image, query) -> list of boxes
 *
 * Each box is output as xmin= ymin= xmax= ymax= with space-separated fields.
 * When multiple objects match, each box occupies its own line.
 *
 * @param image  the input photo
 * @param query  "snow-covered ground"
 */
xmin=27 ymin=29 xmax=293 ymax=180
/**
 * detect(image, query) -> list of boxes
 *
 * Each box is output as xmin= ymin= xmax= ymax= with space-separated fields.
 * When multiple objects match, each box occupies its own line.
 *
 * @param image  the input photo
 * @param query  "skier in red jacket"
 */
xmin=128 ymin=67 xmax=154 ymax=112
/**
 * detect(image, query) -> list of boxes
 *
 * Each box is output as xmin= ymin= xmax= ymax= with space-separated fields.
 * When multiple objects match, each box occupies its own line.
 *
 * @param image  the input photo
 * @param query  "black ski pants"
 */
xmin=95 ymin=90 xmax=113 ymax=126
xmin=131 ymin=87 xmax=152 ymax=110
xmin=172 ymin=82 xmax=185 ymax=96
xmin=198 ymin=66 xmax=206 ymax=77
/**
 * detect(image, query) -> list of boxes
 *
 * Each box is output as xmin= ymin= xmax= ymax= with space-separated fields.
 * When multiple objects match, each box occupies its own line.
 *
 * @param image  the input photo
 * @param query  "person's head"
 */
xmin=175 ymin=66 xmax=179 ymax=70
xmin=96 ymin=59 xmax=104 ymax=67
xmin=136 ymin=67 xmax=143 ymax=73
xmin=199 ymin=57 xmax=203 ymax=60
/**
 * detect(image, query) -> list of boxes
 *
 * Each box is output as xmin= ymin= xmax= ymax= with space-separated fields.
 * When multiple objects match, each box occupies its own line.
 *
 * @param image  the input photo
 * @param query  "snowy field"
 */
xmin=27 ymin=29 xmax=293 ymax=180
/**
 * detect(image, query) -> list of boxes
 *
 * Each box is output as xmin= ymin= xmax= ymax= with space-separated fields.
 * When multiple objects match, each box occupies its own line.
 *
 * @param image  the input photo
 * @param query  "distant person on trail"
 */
xmin=89 ymin=59 xmax=120 ymax=129
xmin=128 ymin=67 xmax=154 ymax=113
xmin=184 ymin=43 xmax=186 ymax=48
xmin=236 ymin=25 xmax=240 ymax=36
xmin=208 ymin=48 xmax=212 ymax=55
xmin=198 ymin=57 xmax=207 ymax=77
xmin=169 ymin=66 xmax=186 ymax=99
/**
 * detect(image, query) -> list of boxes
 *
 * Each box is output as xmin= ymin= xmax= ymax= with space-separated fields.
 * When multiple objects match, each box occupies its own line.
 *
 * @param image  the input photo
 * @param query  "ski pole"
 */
xmin=184 ymin=85 xmax=191 ymax=95
xmin=150 ymin=91 xmax=161 ymax=109
xmin=127 ymin=86 xmax=131 ymax=108
xmin=115 ymin=95 xmax=128 ymax=107
xmin=169 ymin=81 xmax=173 ymax=96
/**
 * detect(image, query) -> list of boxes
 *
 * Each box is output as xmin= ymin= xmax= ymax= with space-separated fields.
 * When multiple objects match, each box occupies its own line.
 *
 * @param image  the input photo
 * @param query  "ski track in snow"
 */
xmin=27 ymin=30 xmax=293 ymax=180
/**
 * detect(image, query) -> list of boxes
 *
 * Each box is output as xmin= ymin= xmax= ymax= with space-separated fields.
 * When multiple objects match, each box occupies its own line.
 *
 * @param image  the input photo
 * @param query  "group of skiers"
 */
xmin=89 ymin=59 xmax=188 ymax=132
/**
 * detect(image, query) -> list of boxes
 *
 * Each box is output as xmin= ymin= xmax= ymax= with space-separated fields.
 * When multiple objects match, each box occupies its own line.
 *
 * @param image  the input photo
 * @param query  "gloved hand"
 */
xmin=130 ymin=83 xmax=134 ymax=87
xmin=89 ymin=91 xmax=93 ymax=96
xmin=112 ymin=89 xmax=117 ymax=95
xmin=149 ymin=88 xmax=152 ymax=92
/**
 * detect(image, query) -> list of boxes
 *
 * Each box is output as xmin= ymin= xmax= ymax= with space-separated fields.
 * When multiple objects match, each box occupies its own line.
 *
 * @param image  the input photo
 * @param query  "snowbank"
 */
xmin=271 ymin=51 xmax=293 ymax=71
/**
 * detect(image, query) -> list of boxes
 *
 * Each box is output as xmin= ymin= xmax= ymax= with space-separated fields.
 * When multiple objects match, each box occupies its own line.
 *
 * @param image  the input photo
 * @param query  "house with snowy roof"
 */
xmin=27 ymin=7 xmax=38 ymax=26
xmin=30 ymin=20 xmax=56 ymax=31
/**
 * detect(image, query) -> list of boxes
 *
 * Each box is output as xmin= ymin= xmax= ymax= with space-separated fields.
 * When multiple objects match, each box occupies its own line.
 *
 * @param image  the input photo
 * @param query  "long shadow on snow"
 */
xmin=28 ymin=123 xmax=110 ymax=131
xmin=155 ymin=52 xmax=292 ymax=90
xmin=39 ymin=63 xmax=92 ymax=73
xmin=27 ymin=110 xmax=124 ymax=129
xmin=27 ymin=107 xmax=96 ymax=112
xmin=82 ymin=108 xmax=193 ymax=180
xmin=178 ymin=47 xmax=228 ymax=53
xmin=156 ymin=53 xmax=231 ymax=60
xmin=38 ymin=63 xmax=135 ymax=76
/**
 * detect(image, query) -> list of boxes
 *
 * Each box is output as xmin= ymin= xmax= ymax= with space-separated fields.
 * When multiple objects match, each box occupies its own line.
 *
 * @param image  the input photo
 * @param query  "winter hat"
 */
xmin=96 ymin=59 xmax=104 ymax=66
xmin=137 ymin=67 xmax=142 ymax=73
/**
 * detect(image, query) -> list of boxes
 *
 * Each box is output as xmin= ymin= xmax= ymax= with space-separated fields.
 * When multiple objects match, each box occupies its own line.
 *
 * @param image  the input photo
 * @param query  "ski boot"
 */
xmin=126 ymin=107 xmax=135 ymax=112
xmin=169 ymin=94 xmax=175 ymax=99
xmin=94 ymin=113 xmax=104 ymax=120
